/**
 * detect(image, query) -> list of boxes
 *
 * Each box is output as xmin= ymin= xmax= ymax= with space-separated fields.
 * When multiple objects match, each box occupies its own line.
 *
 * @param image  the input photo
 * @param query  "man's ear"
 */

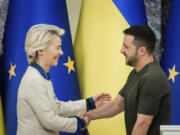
xmin=138 ymin=47 xmax=146 ymax=56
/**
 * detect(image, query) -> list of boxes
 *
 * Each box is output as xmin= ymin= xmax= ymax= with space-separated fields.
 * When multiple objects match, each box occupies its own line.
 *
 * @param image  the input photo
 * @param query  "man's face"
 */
xmin=121 ymin=35 xmax=139 ymax=67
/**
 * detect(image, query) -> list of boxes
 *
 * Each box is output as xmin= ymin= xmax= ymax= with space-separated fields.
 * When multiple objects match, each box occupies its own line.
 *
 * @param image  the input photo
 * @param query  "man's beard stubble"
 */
xmin=125 ymin=52 xmax=138 ymax=67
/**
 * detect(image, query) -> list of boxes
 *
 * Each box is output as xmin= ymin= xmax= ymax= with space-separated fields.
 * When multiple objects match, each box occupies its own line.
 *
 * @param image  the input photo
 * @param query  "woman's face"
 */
xmin=41 ymin=36 xmax=63 ymax=67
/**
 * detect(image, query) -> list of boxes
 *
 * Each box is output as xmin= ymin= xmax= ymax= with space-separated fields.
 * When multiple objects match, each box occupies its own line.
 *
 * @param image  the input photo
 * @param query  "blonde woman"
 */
xmin=17 ymin=24 xmax=110 ymax=135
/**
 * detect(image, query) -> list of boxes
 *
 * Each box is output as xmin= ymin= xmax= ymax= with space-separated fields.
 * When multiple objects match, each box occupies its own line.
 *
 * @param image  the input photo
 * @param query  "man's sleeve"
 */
xmin=119 ymin=70 xmax=134 ymax=97
xmin=119 ymin=85 xmax=126 ymax=97
xmin=138 ymin=76 xmax=165 ymax=115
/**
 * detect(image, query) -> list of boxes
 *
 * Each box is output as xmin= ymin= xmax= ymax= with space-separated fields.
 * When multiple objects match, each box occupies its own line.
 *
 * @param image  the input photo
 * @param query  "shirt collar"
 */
xmin=135 ymin=61 xmax=156 ymax=75
xmin=31 ymin=63 xmax=51 ymax=80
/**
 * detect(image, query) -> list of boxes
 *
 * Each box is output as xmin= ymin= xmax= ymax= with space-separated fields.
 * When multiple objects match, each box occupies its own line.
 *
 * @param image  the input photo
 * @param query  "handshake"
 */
xmin=78 ymin=111 xmax=90 ymax=131
xmin=78 ymin=112 xmax=91 ymax=131
xmin=78 ymin=93 xmax=111 ymax=131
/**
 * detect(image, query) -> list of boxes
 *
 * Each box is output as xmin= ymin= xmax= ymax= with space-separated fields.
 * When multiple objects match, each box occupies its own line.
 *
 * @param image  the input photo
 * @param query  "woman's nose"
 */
xmin=59 ymin=48 xmax=63 ymax=56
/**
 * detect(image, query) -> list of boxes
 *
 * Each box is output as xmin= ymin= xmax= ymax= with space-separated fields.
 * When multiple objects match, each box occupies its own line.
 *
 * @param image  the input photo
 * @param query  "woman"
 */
xmin=17 ymin=24 xmax=110 ymax=135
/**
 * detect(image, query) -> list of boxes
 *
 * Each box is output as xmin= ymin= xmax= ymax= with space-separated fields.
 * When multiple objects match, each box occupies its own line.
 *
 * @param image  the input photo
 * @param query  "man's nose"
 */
xmin=121 ymin=47 xmax=124 ymax=53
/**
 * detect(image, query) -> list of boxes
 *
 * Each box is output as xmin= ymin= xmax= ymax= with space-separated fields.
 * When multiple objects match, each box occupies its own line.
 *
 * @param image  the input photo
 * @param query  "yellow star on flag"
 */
xmin=168 ymin=65 xmax=179 ymax=83
xmin=9 ymin=62 xmax=16 ymax=80
xmin=64 ymin=56 xmax=75 ymax=74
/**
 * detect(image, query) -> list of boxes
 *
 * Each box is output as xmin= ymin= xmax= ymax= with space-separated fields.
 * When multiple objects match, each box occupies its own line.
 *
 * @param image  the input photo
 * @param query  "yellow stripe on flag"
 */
xmin=74 ymin=0 xmax=132 ymax=135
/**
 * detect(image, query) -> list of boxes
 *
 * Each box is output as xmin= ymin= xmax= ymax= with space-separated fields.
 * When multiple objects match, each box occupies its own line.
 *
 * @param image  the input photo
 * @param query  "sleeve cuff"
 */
xmin=86 ymin=97 xmax=96 ymax=111
xmin=72 ymin=116 xmax=86 ymax=131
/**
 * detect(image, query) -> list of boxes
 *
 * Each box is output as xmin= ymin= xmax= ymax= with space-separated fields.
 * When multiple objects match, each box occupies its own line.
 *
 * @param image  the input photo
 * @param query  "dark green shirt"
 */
xmin=119 ymin=61 xmax=170 ymax=135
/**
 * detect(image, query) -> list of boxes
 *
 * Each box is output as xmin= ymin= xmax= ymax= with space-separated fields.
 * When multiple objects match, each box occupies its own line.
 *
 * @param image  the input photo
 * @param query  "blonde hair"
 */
xmin=25 ymin=24 xmax=65 ymax=64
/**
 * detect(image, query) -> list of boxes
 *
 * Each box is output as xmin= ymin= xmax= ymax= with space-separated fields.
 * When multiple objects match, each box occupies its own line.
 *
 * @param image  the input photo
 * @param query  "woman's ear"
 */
xmin=37 ymin=50 xmax=43 ymax=56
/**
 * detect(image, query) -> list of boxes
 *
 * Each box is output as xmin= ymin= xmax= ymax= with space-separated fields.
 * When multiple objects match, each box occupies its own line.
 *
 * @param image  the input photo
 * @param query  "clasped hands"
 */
xmin=78 ymin=93 xmax=111 ymax=130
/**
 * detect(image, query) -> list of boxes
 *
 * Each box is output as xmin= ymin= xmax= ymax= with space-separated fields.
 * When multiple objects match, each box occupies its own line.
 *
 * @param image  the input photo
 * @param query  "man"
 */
xmin=84 ymin=25 xmax=170 ymax=135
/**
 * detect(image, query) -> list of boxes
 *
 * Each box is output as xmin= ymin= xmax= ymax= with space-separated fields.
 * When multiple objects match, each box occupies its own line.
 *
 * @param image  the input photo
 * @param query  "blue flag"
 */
xmin=161 ymin=0 xmax=180 ymax=124
xmin=2 ymin=0 xmax=86 ymax=135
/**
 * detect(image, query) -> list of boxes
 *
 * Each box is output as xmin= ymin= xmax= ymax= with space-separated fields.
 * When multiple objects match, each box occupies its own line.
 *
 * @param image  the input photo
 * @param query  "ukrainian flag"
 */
xmin=2 ymin=0 xmax=85 ymax=135
xmin=74 ymin=0 xmax=147 ymax=134
xmin=161 ymin=0 xmax=180 ymax=124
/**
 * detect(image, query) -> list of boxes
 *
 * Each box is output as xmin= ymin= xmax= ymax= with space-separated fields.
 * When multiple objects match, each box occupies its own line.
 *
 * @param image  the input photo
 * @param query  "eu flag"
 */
xmin=161 ymin=0 xmax=180 ymax=124
xmin=2 ymin=0 xmax=85 ymax=135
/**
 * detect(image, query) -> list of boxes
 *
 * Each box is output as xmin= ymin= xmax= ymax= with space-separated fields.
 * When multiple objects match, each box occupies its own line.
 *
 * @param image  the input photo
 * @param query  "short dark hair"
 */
xmin=123 ymin=25 xmax=156 ymax=54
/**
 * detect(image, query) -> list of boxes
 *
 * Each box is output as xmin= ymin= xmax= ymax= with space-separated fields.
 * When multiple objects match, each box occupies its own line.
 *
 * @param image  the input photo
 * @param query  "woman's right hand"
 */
xmin=78 ymin=112 xmax=90 ymax=130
